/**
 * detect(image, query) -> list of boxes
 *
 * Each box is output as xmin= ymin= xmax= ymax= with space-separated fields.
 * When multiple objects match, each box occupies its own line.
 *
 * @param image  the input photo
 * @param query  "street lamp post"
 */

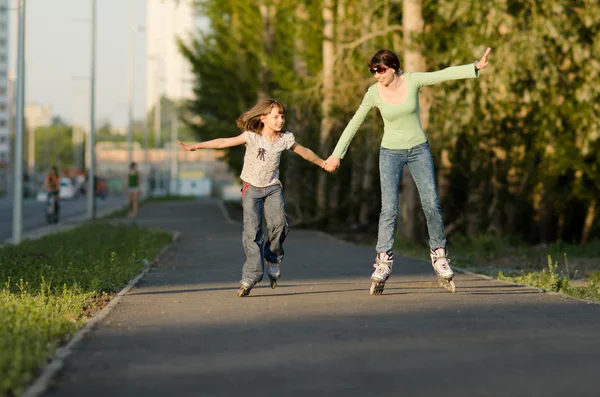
xmin=127 ymin=0 xmax=135 ymax=168
xmin=87 ymin=0 xmax=97 ymax=220
xmin=12 ymin=0 xmax=26 ymax=244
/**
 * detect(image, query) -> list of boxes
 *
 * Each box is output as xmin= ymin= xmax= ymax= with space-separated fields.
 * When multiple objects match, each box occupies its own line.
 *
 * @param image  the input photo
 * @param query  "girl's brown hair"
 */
xmin=236 ymin=99 xmax=285 ymax=134
xmin=369 ymin=49 xmax=402 ymax=74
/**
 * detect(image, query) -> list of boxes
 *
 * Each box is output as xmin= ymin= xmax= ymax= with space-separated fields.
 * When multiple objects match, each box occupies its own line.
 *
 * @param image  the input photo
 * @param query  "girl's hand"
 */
xmin=476 ymin=47 xmax=492 ymax=70
xmin=322 ymin=155 xmax=341 ymax=172
xmin=177 ymin=140 xmax=197 ymax=151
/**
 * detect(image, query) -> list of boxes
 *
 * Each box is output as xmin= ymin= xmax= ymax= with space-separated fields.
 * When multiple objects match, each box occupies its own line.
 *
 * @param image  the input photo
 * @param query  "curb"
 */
xmin=21 ymin=231 xmax=182 ymax=397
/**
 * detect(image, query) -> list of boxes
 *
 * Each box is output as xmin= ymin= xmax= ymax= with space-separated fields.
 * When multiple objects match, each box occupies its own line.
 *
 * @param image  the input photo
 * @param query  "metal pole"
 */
xmin=153 ymin=89 xmax=161 ymax=150
xmin=127 ymin=0 xmax=135 ymax=168
xmin=12 ymin=0 xmax=26 ymax=244
xmin=170 ymin=116 xmax=178 ymax=194
xmin=27 ymin=124 xmax=34 ymax=182
xmin=142 ymin=118 xmax=148 ymax=198
xmin=153 ymin=63 xmax=161 ymax=193
xmin=87 ymin=0 xmax=97 ymax=220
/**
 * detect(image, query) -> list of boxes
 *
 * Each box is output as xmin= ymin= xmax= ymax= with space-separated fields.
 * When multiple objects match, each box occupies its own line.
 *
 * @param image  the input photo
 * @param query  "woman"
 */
xmin=323 ymin=47 xmax=492 ymax=295
xmin=127 ymin=162 xmax=140 ymax=218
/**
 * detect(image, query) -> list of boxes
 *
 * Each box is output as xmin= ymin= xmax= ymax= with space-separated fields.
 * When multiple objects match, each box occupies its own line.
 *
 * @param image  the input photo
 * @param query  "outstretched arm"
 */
xmin=290 ymin=143 xmax=325 ymax=168
xmin=412 ymin=47 xmax=492 ymax=87
xmin=177 ymin=133 xmax=247 ymax=150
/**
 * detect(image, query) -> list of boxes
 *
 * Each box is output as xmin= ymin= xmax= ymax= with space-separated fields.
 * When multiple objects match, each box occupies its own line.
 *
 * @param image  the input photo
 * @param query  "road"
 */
xmin=0 ymin=194 xmax=126 ymax=242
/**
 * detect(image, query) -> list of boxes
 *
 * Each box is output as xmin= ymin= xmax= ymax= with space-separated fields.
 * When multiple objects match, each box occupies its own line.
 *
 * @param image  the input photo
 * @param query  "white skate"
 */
xmin=370 ymin=253 xmax=393 ymax=296
xmin=430 ymin=248 xmax=456 ymax=293
xmin=266 ymin=260 xmax=281 ymax=289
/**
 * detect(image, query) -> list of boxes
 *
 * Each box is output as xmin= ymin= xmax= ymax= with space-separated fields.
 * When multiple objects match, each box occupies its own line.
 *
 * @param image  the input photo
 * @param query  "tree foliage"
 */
xmin=181 ymin=0 xmax=600 ymax=243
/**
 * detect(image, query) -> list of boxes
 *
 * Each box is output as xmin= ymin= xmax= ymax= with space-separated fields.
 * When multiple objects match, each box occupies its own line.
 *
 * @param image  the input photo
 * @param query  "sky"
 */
xmin=8 ymin=0 xmax=203 ymax=130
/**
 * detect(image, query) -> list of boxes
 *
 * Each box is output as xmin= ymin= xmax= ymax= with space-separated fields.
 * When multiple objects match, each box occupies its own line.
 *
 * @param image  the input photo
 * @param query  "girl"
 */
xmin=323 ymin=47 xmax=492 ymax=295
xmin=178 ymin=99 xmax=326 ymax=297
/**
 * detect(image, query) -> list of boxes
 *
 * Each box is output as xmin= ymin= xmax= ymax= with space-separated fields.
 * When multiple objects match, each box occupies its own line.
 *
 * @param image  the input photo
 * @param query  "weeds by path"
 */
xmin=0 ymin=223 xmax=172 ymax=397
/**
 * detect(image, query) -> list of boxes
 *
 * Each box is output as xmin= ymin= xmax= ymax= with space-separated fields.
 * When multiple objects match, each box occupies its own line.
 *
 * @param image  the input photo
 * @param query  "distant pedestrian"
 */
xmin=127 ymin=162 xmax=140 ymax=218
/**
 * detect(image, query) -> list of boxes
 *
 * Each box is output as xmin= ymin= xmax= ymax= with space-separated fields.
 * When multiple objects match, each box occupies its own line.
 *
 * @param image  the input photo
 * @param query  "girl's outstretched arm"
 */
xmin=177 ymin=133 xmax=247 ymax=150
xmin=290 ymin=142 xmax=325 ymax=168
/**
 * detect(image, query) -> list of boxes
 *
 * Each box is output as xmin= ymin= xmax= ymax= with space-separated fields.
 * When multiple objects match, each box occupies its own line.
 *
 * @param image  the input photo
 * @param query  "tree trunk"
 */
xmin=258 ymin=1 xmax=276 ymax=100
xmin=581 ymin=200 xmax=597 ymax=244
xmin=317 ymin=0 xmax=335 ymax=215
xmin=400 ymin=0 xmax=426 ymax=243
xmin=285 ymin=3 xmax=310 ymax=221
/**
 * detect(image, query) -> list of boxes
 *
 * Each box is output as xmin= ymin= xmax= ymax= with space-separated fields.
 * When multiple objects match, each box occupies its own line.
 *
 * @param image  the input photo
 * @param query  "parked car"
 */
xmin=59 ymin=177 xmax=77 ymax=199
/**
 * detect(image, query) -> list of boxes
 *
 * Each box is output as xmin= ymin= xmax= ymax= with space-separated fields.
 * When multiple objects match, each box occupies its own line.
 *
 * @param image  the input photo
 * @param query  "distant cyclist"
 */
xmin=43 ymin=165 xmax=60 ymax=221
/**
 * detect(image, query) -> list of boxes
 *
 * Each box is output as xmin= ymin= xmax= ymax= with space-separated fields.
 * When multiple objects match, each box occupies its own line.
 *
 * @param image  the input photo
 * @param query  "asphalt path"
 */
xmin=40 ymin=199 xmax=600 ymax=397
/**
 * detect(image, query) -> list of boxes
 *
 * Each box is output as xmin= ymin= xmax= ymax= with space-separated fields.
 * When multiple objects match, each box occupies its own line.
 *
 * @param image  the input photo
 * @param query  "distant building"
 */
xmin=0 ymin=0 xmax=9 ymax=169
xmin=145 ymin=0 xmax=196 ymax=113
xmin=25 ymin=102 xmax=52 ymax=175
xmin=25 ymin=102 xmax=52 ymax=131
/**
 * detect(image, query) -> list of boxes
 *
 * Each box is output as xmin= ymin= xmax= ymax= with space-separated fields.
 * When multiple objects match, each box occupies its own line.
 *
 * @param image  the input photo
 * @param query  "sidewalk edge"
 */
xmin=21 ymin=231 xmax=182 ymax=397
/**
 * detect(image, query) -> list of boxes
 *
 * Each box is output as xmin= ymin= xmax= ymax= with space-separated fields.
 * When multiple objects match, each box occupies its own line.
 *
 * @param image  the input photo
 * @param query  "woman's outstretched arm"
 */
xmin=412 ymin=47 xmax=492 ymax=87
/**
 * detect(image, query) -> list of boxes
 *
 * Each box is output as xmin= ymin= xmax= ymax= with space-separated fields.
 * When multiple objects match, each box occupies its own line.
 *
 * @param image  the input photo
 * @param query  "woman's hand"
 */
xmin=177 ymin=140 xmax=197 ymax=151
xmin=322 ymin=155 xmax=341 ymax=172
xmin=476 ymin=47 xmax=492 ymax=70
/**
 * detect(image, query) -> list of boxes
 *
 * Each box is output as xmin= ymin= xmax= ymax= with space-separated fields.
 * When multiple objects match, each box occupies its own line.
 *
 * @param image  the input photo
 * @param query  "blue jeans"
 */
xmin=377 ymin=142 xmax=446 ymax=255
xmin=241 ymin=183 xmax=289 ymax=284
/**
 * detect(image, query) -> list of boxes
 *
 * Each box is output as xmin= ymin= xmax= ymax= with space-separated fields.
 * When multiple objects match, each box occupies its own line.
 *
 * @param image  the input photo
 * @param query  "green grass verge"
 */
xmin=149 ymin=194 xmax=197 ymax=202
xmin=106 ymin=195 xmax=197 ymax=219
xmin=495 ymin=256 xmax=600 ymax=301
xmin=0 ymin=223 xmax=173 ymax=397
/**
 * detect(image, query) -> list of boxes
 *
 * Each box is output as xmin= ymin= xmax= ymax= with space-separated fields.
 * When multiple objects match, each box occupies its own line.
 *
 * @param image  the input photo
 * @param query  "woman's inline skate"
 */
xmin=430 ymin=248 xmax=455 ymax=293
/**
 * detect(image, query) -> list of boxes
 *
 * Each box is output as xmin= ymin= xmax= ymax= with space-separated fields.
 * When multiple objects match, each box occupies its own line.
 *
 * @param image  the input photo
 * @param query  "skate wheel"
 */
xmin=437 ymin=276 xmax=456 ymax=293
xmin=448 ymin=280 xmax=456 ymax=293
xmin=370 ymin=281 xmax=385 ymax=296
xmin=237 ymin=287 xmax=250 ymax=297
xmin=270 ymin=278 xmax=277 ymax=289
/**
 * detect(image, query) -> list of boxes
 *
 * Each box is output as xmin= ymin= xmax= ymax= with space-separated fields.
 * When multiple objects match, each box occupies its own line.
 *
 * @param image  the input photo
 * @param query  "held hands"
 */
xmin=476 ymin=47 xmax=492 ymax=70
xmin=322 ymin=154 xmax=341 ymax=173
xmin=177 ymin=140 xmax=197 ymax=151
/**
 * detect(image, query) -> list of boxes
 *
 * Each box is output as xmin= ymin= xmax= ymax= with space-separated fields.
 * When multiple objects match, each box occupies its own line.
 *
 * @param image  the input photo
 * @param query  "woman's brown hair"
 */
xmin=236 ymin=99 xmax=286 ymax=134
xmin=369 ymin=49 xmax=402 ymax=74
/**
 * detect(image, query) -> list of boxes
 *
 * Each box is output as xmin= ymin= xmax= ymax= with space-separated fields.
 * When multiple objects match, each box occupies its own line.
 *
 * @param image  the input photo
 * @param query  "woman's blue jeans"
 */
xmin=376 ymin=142 xmax=446 ymax=255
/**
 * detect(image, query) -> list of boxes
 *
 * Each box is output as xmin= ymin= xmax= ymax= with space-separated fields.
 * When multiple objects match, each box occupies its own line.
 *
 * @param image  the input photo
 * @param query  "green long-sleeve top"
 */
xmin=332 ymin=64 xmax=479 ymax=158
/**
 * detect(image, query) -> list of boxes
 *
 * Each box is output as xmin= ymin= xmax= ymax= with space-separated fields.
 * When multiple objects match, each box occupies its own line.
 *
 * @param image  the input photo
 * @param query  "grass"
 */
xmin=149 ymin=194 xmax=197 ymax=202
xmin=0 ymin=223 xmax=173 ymax=397
xmin=106 ymin=195 xmax=197 ymax=219
xmin=495 ymin=256 xmax=600 ymax=301
xmin=436 ymin=234 xmax=600 ymax=302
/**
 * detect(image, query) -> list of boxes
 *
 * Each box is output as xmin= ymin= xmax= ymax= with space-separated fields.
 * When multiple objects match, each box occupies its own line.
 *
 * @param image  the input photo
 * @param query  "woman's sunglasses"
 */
xmin=369 ymin=66 xmax=389 ymax=75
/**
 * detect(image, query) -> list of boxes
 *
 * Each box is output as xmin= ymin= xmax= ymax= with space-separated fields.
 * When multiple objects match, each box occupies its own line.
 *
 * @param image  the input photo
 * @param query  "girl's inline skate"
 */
xmin=265 ymin=260 xmax=281 ymax=289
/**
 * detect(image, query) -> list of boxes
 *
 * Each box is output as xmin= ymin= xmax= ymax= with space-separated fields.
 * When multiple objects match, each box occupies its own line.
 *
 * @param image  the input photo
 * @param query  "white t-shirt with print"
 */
xmin=240 ymin=130 xmax=295 ymax=187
